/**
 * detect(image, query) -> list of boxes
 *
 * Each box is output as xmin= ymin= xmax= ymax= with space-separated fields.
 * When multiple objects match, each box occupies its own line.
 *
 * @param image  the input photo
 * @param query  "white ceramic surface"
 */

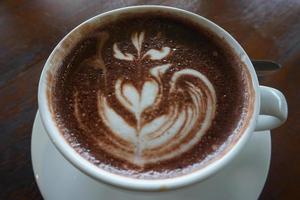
xmin=32 ymin=111 xmax=271 ymax=200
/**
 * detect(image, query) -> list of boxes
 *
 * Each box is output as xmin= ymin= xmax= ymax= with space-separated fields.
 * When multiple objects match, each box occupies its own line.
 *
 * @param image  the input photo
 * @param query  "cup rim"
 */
xmin=38 ymin=5 xmax=260 ymax=191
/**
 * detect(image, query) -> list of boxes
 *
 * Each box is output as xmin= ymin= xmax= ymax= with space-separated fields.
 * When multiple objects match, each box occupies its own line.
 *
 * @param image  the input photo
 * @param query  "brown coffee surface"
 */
xmin=51 ymin=14 xmax=249 ymax=179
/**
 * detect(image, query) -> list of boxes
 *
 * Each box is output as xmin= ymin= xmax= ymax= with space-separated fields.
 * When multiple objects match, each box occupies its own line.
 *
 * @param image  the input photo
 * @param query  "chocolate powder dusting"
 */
xmin=51 ymin=14 xmax=250 ymax=179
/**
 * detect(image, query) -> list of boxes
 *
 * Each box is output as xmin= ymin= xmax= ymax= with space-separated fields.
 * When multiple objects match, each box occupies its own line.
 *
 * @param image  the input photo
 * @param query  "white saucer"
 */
xmin=31 ymin=111 xmax=271 ymax=200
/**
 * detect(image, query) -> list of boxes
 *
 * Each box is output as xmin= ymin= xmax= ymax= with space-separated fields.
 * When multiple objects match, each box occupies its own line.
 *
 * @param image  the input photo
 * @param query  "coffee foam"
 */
xmin=69 ymin=31 xmax=217 ymax=166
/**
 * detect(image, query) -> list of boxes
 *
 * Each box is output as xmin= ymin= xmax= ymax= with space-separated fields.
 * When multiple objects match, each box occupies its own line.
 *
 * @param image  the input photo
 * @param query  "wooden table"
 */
xmin=0 ymin=1 xmax=299 ymax=199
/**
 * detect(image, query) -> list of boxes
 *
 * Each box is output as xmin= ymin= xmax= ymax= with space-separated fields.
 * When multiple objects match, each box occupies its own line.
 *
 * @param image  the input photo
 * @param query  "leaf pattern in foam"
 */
xmin=140 ymin=81 xmax=159 ymax=114
xmin=95 ymin=31 xmax=217 ymax=165
xmin=113 ymin=43 xmax=134 ymax=61
xmin=115 ymin=80 xmax=159 ymax=118
xmin=98 ymin=95 xmax=137 ymax=143
xmin=131 ymin=31 xmax=145 ymax=57
xmin=143 ymin=47 xmax=171 ymax=60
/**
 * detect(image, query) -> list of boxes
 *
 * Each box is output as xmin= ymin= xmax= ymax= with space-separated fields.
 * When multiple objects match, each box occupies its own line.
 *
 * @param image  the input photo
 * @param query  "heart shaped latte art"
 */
xmin=75 ymin=31 xmax=217 ymax=166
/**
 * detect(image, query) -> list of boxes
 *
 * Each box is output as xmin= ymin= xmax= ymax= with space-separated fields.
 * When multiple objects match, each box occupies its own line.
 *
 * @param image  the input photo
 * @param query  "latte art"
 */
xmin=90 ymin=31 xmax=217 ymax=165
xmin=52 ymin=15 xmax=249 ymax=178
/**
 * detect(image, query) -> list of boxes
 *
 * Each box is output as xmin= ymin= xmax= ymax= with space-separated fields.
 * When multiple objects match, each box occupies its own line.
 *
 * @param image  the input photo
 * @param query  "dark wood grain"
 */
xmin=0 ymin=0 xmax=299 ymax=199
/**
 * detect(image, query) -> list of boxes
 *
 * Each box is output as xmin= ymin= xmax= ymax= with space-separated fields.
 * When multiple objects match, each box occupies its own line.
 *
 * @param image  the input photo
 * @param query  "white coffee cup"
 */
xmin=38 ymin=5 xmax=288 ymax=192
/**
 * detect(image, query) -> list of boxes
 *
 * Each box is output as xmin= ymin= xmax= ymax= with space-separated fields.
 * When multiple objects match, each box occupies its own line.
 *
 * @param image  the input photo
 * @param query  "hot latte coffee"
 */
xmin=50 ymin=14 xmax=251 ymax=179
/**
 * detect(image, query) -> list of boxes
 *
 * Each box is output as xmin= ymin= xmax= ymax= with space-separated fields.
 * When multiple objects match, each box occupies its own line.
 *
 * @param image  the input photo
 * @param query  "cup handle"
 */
xmin=255 ymin=86 xmax=288 ymax=131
